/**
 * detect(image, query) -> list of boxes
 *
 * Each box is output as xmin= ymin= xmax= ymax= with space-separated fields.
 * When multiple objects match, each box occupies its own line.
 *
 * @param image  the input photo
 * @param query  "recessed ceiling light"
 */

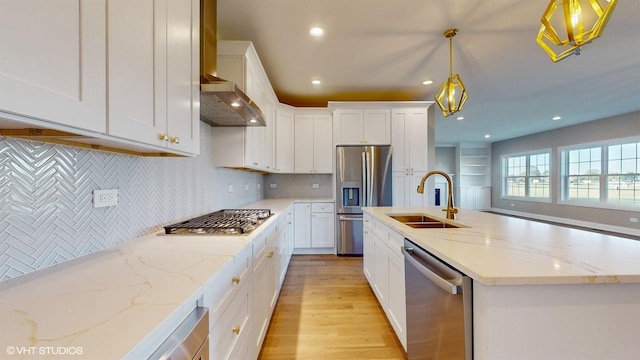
xmin=552 ymin=115 xmax=562 ymax=121
xmin=456 ymin=116 xmax=464 ymax=121
xmin=422 ymin=80 xmax=434 ymax=86
xmin=311 ymin=79 xmax=322 ymax=85
xmin=484 ymin=134 xmax=491 ymax=139
xmin=230 ymin=101 xmax=241 ymax=107
xmin=309 ymin=27 xmax=324 ymax=37
xmin=249 ymin=119 xmax=257 ymax=123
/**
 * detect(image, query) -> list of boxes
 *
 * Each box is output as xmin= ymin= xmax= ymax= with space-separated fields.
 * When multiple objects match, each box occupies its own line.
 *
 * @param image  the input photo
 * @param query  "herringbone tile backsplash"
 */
xmin=0 ymin=124 xmax=263 ymax=281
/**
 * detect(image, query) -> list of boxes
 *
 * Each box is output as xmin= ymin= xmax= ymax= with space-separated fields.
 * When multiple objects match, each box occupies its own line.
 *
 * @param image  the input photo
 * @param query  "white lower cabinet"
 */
xmin=459 ymin=186 xmax=491 ymax=210
xmin=363 ymin=214 xmax=407 ymax=350
xmin=294 ymin=202 xmax=335 ymax=252
xmin=201 ymin=245 xmax=252 ymax=360
xmin=201 ymin=207 xmax=293 ymax=360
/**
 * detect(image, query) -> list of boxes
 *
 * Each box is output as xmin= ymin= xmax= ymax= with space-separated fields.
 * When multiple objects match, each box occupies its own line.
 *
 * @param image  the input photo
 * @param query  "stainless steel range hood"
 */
xmin=200 ymin=0 xmax=266 ymax=127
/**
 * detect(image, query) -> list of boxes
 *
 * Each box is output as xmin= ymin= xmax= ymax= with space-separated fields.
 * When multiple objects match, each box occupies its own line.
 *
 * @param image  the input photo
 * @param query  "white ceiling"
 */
xmin=217 ymin=0 xmax=640 ymax=145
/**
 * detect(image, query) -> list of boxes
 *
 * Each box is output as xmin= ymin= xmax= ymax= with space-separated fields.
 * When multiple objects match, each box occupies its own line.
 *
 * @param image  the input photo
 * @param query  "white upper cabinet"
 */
xmin=274 ymin=105 xmax=295 ymax=173
xmin=0 ymin=0 xmax=107 ymax=132
xmin=108 ymin=0 xmax=199 ymax=155
xmin=392 ymin=108 xmax=430 ymax=172
xmin=332 ymin=107 xmax=391 ymax=145
xmin=390 ymin=104 xmax=435 ymax=207
xmin=294 ymin=112 xmax=333 ymax=174
xmin=0 ymin=0 xmax=199 ymax=156
xmin=214 ymin=41 xmax=278 ymax=172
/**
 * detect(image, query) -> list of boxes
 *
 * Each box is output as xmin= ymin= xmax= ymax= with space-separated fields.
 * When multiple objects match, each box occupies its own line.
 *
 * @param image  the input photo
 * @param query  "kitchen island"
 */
xmin=364 ymin=206 xmax=640 ymax=360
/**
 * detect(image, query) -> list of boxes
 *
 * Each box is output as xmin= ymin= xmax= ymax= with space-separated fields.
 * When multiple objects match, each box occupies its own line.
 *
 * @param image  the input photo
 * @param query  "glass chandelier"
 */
xmin=434 ymin=28 xmax=468 ymax=117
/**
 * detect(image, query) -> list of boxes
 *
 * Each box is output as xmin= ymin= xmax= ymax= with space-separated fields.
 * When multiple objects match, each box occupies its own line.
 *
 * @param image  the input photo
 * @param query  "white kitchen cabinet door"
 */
xmin=363 ymin=217 xmax=375 ymax=283
xmin=392 ymin=108 xmax=429 ymax=172
xmin=312 ymin=115 xmax=333 ymax=174
xmin=333 ymin=108 xmax=391 ymax=145
xmin=294 ymin=115 xmax=315 ymax=173
xmin=0 ymin=0 xmax=106 ymax=133
xmin=363 ymin=109 xmax=391 ymax=145
xmin=333 ymin=109 xmax=363 ymax=145
xmin=293 ymin=203 xmax=311 ymax=248
xmin=387 ymin=251 xmax=407 ymax=349
xmin=372 ymin=233 xmax=389 ymax=307
xmin=311 ymin=212 xmax=335 ymax=248
xmin=294 ymin=114 xmax=333 ymax=174
xmin=393 ymin=172 xmax=428 ymax=207
xmin=275 ymin=106 xmax=295 ymax=173
xmin=108 ymin=0 xmax=199 ymax=154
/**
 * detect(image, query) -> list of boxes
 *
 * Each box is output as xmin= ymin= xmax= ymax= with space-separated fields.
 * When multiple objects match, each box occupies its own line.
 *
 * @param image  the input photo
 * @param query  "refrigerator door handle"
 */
xmin=361 ymin=152 xmax=367 ymax=207
xmin=365 ymin=151 xmax=373 ymax=207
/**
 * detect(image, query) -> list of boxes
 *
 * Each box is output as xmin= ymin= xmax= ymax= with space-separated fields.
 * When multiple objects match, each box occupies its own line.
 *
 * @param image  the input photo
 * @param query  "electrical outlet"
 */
xmin=312 ymin=183 xmax=320 ymax=189
xmin=227 ymin=184 xmax=233 ymax=193
xmin=245 ymin=184 xmax=249 ymax=191
xmin=93 ymin=189 xmax=118 ymax=208
xmin=270 ymin=183 xmax=278 ymax=189
xmin=257 ymin=183 xmax=261 ymax=189
xmin=630 ymin=217 xmax=639 ymax=223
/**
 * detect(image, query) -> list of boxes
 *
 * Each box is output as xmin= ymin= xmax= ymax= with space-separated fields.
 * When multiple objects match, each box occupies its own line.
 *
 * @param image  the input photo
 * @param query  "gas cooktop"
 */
xmin=163 ymin=209 xmax=272 ymax=235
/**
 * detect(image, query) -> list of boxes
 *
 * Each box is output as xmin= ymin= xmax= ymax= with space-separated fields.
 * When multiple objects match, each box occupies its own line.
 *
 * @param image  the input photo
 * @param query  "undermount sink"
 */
xmin=388 ymin=214 xmax=463 ymax=229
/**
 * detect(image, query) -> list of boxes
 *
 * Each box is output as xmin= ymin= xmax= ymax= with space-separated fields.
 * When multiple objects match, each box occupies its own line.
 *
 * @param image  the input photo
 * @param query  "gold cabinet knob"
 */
xmin=159 ymin=133 xmax=169 ymax=141
xmin=170 ymin=136 xmax=180 ymax=144
xmin=267 ymin=251 xmax=274 ymax=259
xmin=232 ymin=276 xmax=240 ymax=284
xmin=232 ymin=326 xmax=240 ymax=335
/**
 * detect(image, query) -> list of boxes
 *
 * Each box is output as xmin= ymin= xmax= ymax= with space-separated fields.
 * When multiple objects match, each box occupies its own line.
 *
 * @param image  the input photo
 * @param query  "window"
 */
xmin=565 ymin=147 xmax=601 ymax=202
xmin=561 ymin=139 xmax=640 ymax=207
xmin=607 ymin=141 xmax=640 ymax=205
xmin=502 ymin=151 xmax=550 ymax=200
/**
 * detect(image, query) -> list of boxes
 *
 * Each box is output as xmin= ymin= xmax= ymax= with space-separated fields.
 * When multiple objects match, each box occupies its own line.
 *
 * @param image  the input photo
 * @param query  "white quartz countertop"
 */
xmin=0 ymin=198 xmax=302 ymax=360
xmin=363 ymin=206 xmax=640 ymax=286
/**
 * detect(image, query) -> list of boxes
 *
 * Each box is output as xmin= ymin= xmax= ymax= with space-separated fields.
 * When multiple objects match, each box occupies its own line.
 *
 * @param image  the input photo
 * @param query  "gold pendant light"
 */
xmin=537 ymin=0 xmax=618 ymax=62
xmin=434 ymin=28 xmax=468 ymax=117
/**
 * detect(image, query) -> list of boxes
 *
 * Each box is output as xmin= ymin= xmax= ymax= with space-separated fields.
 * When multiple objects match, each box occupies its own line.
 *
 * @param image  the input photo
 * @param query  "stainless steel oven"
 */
xmin=149 ymin=307 xmax=209 ymax=360
xmin=402 ymin=239 xmax=473 ymax=360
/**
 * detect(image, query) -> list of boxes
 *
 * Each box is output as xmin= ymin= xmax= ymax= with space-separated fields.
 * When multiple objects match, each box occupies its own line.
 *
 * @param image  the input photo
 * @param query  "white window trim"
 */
xmin=558 ymin=136 xmax=640 ymax=211
xmin=500 ymin=149 xmax=552 ymax=203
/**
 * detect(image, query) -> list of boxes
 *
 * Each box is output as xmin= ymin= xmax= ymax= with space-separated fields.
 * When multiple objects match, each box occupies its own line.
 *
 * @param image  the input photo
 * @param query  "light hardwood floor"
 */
xmin=259 ymin=255 xmax=407 ymax=360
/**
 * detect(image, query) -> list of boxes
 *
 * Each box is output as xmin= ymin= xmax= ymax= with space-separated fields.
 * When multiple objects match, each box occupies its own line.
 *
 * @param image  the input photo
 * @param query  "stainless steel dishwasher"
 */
xmin=402 ymin=239 xmax=473 ymax=360
xmin=148 ymin=307 xmax=209 ymax=360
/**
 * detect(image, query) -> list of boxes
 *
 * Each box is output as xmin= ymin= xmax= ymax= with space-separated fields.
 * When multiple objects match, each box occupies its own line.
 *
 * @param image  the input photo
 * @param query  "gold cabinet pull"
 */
xmin=159 ymin=133 xmax=169 ymax=141
xmin=232 ymin=326 xmax=240 ymax=335
xmin=267 ymin=251 xmax=274 ymax=259
xmin=232 ymin=276 xmax=240 ymax=284
xmin=170 ymin=136 xmax=180 ymax=144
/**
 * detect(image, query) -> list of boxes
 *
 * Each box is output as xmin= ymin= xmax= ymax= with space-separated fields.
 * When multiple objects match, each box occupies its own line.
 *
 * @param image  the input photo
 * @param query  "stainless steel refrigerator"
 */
xmin=336 ymin=145 xmax=392 ymax=255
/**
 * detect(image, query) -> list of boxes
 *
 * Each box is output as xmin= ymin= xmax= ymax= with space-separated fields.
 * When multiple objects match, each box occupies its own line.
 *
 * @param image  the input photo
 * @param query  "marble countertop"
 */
xmin=0 ymin=198 xmax=300 ymax=360
xmin=363 ymin=206 xmax=640 ymax=286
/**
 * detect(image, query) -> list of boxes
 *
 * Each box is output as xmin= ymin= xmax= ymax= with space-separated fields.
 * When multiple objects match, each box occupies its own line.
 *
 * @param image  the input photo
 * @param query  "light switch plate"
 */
xmin=312 ymin=183 xmax=320 ymax=189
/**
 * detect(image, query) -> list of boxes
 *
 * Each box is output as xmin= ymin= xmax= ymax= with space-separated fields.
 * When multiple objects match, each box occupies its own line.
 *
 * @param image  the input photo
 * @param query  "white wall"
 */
xmin=491 ymin=111 xmax=640 ymax=232
xmin=0 ymin=123 xmax=263 ymax=281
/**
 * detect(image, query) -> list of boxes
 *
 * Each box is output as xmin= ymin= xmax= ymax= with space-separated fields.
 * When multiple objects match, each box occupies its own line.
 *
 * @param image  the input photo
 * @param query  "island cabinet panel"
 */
xmin=473 ymin=282 xmax=640 ymax=360
xmin=0 ymin=0 xmax=107 ymax=132
xmin=362 ymin=214 xmax=407 ymax=350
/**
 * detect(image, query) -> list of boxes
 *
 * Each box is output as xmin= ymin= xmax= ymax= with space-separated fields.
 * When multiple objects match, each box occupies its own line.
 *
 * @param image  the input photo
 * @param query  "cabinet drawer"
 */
xmin=201 ymin=245 xmax=251 ymax=331
xmin=252 ymin=223 xmax=277 ymax=266
xmin=210 ymin=279 xmax=251 ymax=360
xmin=311 ymin=202 xmax=334 ymax=213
